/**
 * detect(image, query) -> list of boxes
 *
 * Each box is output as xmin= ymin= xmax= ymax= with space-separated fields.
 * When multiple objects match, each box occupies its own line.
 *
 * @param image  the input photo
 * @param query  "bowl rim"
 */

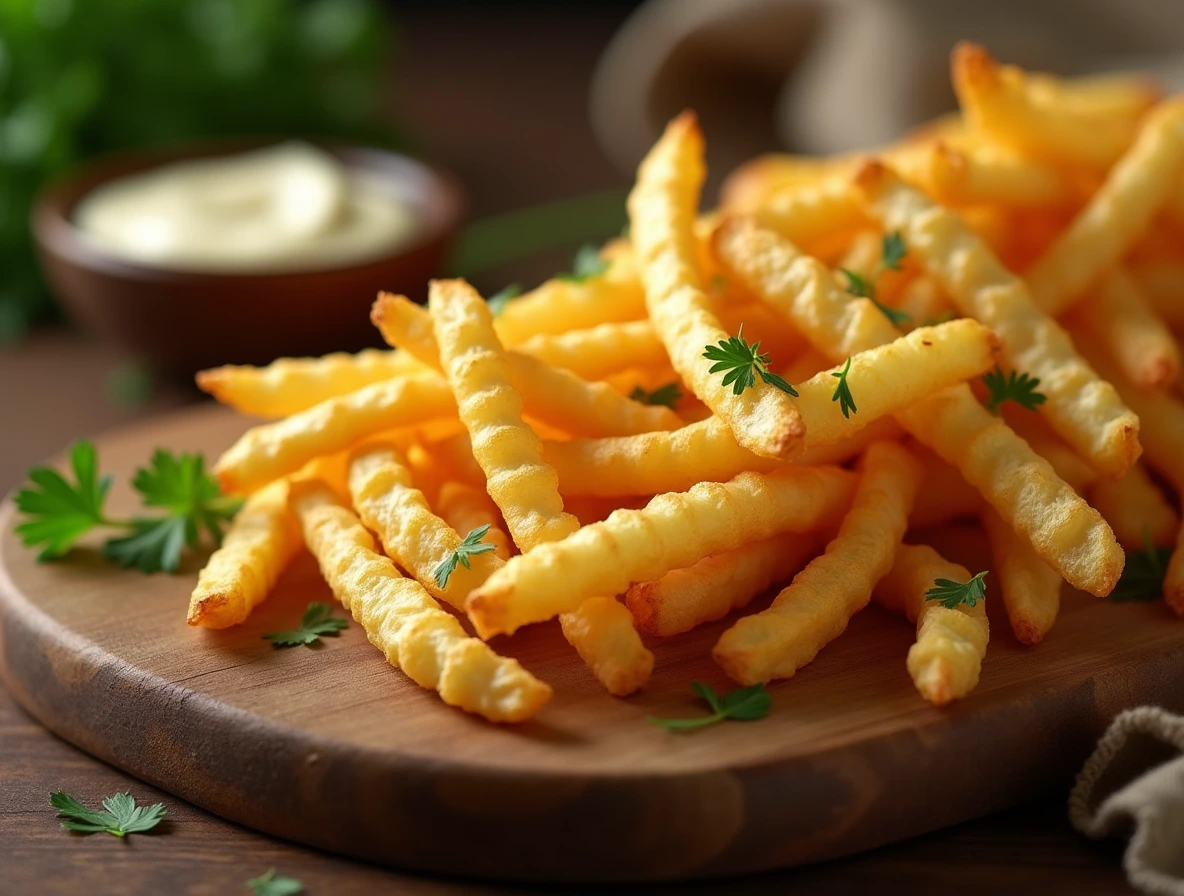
xmin=32 ymin=138 xmax=467 ymax=283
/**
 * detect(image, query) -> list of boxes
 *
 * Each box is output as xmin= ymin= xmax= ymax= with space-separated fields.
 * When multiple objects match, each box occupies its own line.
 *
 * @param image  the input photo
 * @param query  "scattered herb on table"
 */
xmin=925 ymin=571 xmax=989 ymax=610
xmin=831 ymin=357 xmax=858 ymax=418
xmin=648 ymin=682 xmax=771 ymax=731
xmin=556 ymin=244 xmax=611 ymax=283
xmin=433 ymin=525 xmax=497 ymax=588
xmin=51 ymin=790 xmax=166 ymax=838
xmin=629 ymin=382 xmax=683 ymax=409
xmin=1110 ymin=534 xmax=1171 ymax=602
xmin=981 ymin=367 xmax=1047 ymax=415
xmin=703 ymin=325 xmax=798 ymax=397
xmin=246 ymin=868 xmax=304 ymax=896
xmin=264 ymin=602 xmax=350 ymax=647
xmin=841 ymin=230 xmax=911 ymax=326
xmin=14 ymin=440 xmax=241 ymax=573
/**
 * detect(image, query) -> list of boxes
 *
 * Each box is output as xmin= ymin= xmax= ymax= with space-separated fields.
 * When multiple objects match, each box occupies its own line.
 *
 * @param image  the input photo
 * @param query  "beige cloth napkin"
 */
xmin=1070 ymin=707 xmax=1184 ymax=896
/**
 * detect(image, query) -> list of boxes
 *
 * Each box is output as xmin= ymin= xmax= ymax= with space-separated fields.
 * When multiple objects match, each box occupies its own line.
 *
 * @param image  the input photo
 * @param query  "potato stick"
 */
xmin=852 ymin=161 xmax=1140 ymax=477
xmin=373 ymin=293 xmax=682 ymax=437
xmin=1129 ymin=261 xmax=1184 ymax=329
xmin=952 ymin=42 xmax=1149 ymax=170
xmin=403 ymin=442 xmax=445 ymax=505
xmin=1068 ymin=267 xmax=1181 ymax=390
xmin=626 ymin=532 xmax=825 ymax=638
xmin=466 ymin=465 xmax=857 ymax=638
xmin=436 ymin=482 xmax=512 ymax=560
xmin=910 ymin=446 xmax=983 ymax=528
xmin=1166 ymin=517 xmax=1184 ymax=617
xmin=712 ymin=216 xmax=1123 ymax=595
xmin=872 ymin=543 xmax=989 ymax=706
xmin=348 ymin=445 xmax=502 ymax=607
xmin=421 ymin=430 xmax=487 ymax=491
xmin=1077 ymin=336 xmax=1184 ymax=500
xmin=288 ymin=480 xmax=551 ymax=723
xmin=492 ymin=241 xmax=645 ymax=344
xmin=981 ymin=506 xmax=1062 ymax=646
xmin=559 ymin=596 xmax=656 ymax=697
xmin=514 ymin=320 xmax=669 ymax=380
xmin=187 ymin=480 xmax=300 ymax=628
xmin=1025 ymin=97 xmax=1184 ymax=316
xmin=748 ymin=179 xmax=867 ymax=250
xmin=196 ymin=349 xmax=425 ymax=418
xmin=214 ymin=373 xmax=456 ymax=495
xmin=1087 ymin=464 xmax=1180 ymax=550
xmin=628 ymin=112 xmax=806 ymax=460
xmin=994 ymin=406 xmax=1098 ymax=494
xmin=713 ymin=441 xmax=921 ymax=685
xmin=429 ymin=278 xmax=579 ymax=551
xmin=895 ymin=276 xmax=955 ymax=330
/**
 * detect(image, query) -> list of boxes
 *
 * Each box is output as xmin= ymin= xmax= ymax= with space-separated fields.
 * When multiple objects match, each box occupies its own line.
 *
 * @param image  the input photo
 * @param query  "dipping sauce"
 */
xmin=73 ymin=142 xmax=420 ymax=273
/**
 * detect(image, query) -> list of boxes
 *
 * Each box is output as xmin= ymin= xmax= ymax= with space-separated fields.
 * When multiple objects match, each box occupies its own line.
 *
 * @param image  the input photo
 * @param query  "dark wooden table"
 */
xmin=0 ymin=7 xmax=1140 ymax=894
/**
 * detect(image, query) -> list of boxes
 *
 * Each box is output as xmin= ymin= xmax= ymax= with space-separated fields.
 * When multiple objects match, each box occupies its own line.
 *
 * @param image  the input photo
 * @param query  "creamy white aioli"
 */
xmin=73 ymin=142 xmax=419 ymax=272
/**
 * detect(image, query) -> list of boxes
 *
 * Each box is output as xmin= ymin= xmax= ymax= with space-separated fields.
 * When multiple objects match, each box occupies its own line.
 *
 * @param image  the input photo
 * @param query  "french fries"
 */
xmin=436 ymin=482 xmax=511 ymax=560
xmin=1087 ymin=464 xmax=1179 ymax=551
xmin=713 ymin=441 xmax=921 ymax=685
xmin=981 ymin=507 xmax=1061 ymax=646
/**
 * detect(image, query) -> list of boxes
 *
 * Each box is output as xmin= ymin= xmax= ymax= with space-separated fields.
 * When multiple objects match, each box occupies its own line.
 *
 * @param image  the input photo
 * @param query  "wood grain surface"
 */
xmin=2 ymin=404 xmax=1182 ymax=883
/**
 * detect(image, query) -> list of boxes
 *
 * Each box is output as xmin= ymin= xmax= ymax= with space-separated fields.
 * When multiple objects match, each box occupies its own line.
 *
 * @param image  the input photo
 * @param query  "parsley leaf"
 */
xmin=982 ymin=366 xmax=1047 ymax=415
xmin=557 ymin=244 xmax=611 ymax=283
xmin=265 ymin=602 xmax=349 ymax=647
xmin=881 ymin=230 xmax=907 ymax=271
xmin=840 ymin=268 xmax=874 ymax=299
xmin=629 ymin=382 xmax=682 ymax=409
xmin=702 ymin=325 xmax=798 ymax=397
xmin=831 ymin=357 xmax=857 ymax=418
xmin=648 ymin=682 xmax=771 ymax=731
xmin=132 ymin=450 xmax=241 ymax=547
xmin=102 ymin=516 xmax=190 ymax=574
xmin=487 ymin=283 xmax=522 ymax=317
xmin=433 ymin=524 xmax=497 ymax=588
xmin=925 ymin=571 xmax=989 ymax=610
xmin=872 ymin=300 xmax=912 ymax=327
xmin=1111 ymin=533 xmax=1170 ymax=602
xmin=840 ymin=232 xmax=911 ymax=326
xmin=246 ymin=868 xmax=304 ymax=896
xmin=51 ymin=790 xmax=166 ymax=838
xmin=14 ymin=440 xmax=113 ymax=560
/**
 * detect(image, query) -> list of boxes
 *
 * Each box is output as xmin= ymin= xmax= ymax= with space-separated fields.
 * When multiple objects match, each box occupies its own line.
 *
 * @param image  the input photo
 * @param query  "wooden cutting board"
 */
xmin=2 ymin=404 xmax=1183 ymax=883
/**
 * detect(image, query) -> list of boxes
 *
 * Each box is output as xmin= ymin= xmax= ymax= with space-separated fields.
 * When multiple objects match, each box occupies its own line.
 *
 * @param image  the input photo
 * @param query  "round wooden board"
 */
xmin=3 ymin=404 xmax=1184 ymax=883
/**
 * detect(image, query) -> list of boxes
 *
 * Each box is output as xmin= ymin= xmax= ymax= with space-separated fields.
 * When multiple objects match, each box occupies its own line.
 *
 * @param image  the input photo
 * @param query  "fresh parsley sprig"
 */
xmin=841 ymin=230 xmax=911 ymax=326
xmin=15 ymin=440 xmax=241 ymax=573
xmin=51 ymin=790 xmax=166 ymax=838
xmin=1110 ymin=533 xmax=1171 ymax=602
xmin=630 ymin=382 xmax=682 ymax=409
xmin=648 ymin=682 xmax=771 ymax=731
xmin=925 ymin=571 xmax=989 ymax=610
xmin=703 ymin=325 xmax=798 ymax=397
xmin=264 ymin=602 xmax=349 ymax=647
xmin=486 ymin=283 xmax=522 ymax=316
xmin=246 ymin=868 xmax=304 ymax=896
xmin=433 ymin=524 xmax=497 ymax=588
xmin=831 ymin=357 xmax=857 ymax=418
xmin=557 ymin=244 xmax=611 ymax=283
xmin=981 ymin=366 xmax=1047 ymax=415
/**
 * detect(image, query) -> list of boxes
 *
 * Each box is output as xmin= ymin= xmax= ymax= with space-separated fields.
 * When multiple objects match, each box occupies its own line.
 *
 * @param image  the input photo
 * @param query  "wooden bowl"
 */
xmin=33 ymin=141 xmax=465 ymax=377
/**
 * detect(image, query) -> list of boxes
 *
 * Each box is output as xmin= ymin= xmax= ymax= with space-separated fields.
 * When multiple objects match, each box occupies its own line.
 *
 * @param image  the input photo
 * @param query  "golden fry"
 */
xmin=873 ymin=542 xmax=990 ymax=706
xmin=187 ymin=480 xmax=300 ymax=628
xmin=466 ymin=465 xmax=858 ymax=638
xmin=980 ymin=505 xmax=1062 ymax=646
xmin=1129 ymin=261 xmax=1184 ymax=330
xmin=712 ymin=441 xmax=921 ymax=685
xmin=436 ymin=481 xmax=511 ymax=560
xmin=288 ymin=480 xmax=551 ymax=723
xmin=910 ymin=444 xmax=984 ymax=528
xmin=852 ymin=160 xmax=1140 ymax=478
xmin=628 ymin=112 xmax=806 ymax=460
xmin=559 ymin=597 xmax=656 ymax=697
xmin=1087 ymin=463 xmax=1180 ymax=550
xmin=626 ymin=533 xmax=825 ymax=637
xmin=515 ymin=320 xmax=669 ymax=380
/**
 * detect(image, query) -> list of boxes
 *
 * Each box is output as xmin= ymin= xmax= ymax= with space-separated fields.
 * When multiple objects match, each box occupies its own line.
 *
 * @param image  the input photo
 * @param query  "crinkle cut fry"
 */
xmin=711 ymin=215 xmax=1124 ymax=597
xmin=628 ymin=111 xmax=806 ymax=460
xmin=1087 ymin=463 xmax=1179 ymax=551
xmin=187 ymin=479 xmax=300 ymax=628
xmin=872 ymin=542 xmax=989 ymax=706
xmin=981 ymin=506 xmax=1061 ymax=647
xmin=712 ymin=441 xmax=921 ymax=685
xmin=851 ymin=160 xmax=1140 ymax=478
xmin=288 ymin=480 xmax=551 ymax=723
xmin=465 ymin=464 xmax=858 ymax=639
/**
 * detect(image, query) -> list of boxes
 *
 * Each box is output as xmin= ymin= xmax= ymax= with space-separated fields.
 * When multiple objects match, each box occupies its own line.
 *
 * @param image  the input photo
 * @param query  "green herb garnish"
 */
xmin=557 ymin=244 xmax=611 ymax=283
xmin=629 ymin=382 xmax=683 ymax=409
xmin=841 ymin=230 xmax=911 ymax=326
xmin=703 ymin=325 xmax=798 ymax=397
xmin=831 ymin=357 xmax=857 ymax=418
xmin=51 ymin=790 xmax=166 ymax=838
xmin=648 ymin=682 xmax=771 ymax=731
xmin=245 ymin=868 xmax=304 ymax=896
xmin=487 ymin=283 xmax=522 ymax=316
xmin=1111 ymin=533 xmax=1171 ymax=602
xmin=264 ymin=602 xmax=349 ymax=648
xmin=925 ymin=571 xmax=989 ymax=610
xmin=433 ymin=525 xmax=497 ymax=588
xmin=981 ymin=366 xmax=1047 ymax=415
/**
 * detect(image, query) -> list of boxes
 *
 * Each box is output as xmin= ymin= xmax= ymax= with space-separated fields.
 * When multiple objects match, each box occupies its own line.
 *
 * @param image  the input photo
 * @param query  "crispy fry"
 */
xmin=373 ymin=292 xmax=683 ymax=437
xmin=514 ymin=320 xmax=669 ymax=380
xmin=872 ymin=542 xmax=989 ymax=706
xmin=981 ymin=506 xmax=1062 ymax=646
xmin=713 ymin=441 xmax=921 ymax=685
xmin=214 ymin=373 xmax=456 ymax=494
xmin=996 ymin=407 xmax=1101 ymax=494
xmin=628 ymin=112 xmax=806 ymax=460
xmin=187 ymin=480 xmax=300 ymax=628
xmin=852 ymin=160 xmax=1140 ymax=477
xmin=1024 ymin=96 xmax=1184 ymax=316
xmin=436 ymin=481 xmax=511 ymax=560
xmin=492 ymin=241 xmax=645 ymax=344
xmin=420 ymin=431 xmax=487 ymax=491
xmin=626 ymin=532 xmax=825 ymax=637
xmin=1067 ymin=267 xmax=1181 ymax=390
xmin=1129 ymin=261 xmax=1184 ymax=329
xmin=748 ymin=179 xmax=866 ymax=251
xmin=560 ymin=596 xmax=656 ymax=697
xmin=1087 ymin=463 xmax=1180 ymax=550
xmin=910 ymin=444 xmax=983 ymax=528
xmin=713 ymin=215 xmax=1123 ymax=595
xmin=466 ymin=465 xmax=858 ymax=637
xmin=348 ymin=444 xmax=502 ymax=606
xmin=288 ymin=480 xmax=551 ymax=723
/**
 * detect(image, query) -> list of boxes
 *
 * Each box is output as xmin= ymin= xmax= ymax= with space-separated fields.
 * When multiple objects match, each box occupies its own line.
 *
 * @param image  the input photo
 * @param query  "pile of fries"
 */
xmin=189 ymin=44 xmax=1184 ymax=723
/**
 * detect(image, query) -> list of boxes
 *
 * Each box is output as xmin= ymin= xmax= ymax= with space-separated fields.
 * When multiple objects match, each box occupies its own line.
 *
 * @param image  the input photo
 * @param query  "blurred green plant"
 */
xmin=0 ymin=0 xmax=399 ymax=344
